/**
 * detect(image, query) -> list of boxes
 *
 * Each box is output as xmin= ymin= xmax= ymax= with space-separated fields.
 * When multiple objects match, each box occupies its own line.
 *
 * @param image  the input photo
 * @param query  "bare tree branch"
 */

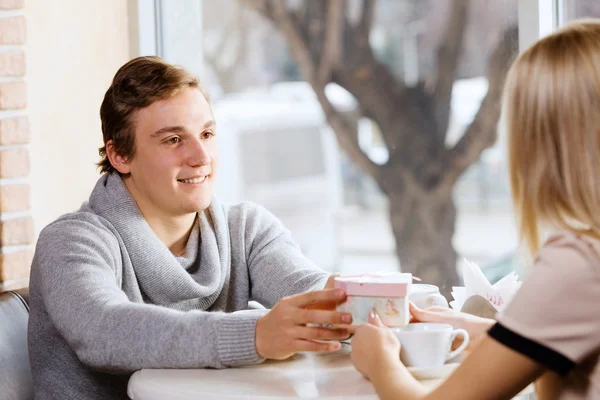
xmin=204 ymin=7 xmax=247 ymax=88
xmin=240 ymin=0 xmax=274 ymax=20
xmin=433 ymin=0 xmax=470 ymax=141
xmin=269 ymin=1 xmax=316 ymax=81
xmin=242 ymin=0 xmax=476 ymax=291
xmin=317 ymin=0 xmax=345 ymax=84
xmin=358 ymin=0 xmax=375 ymax=37
xmin=268 ymin=0 xmax=381 ymax=180
xmin=205 ymin=13 xmax=238 ymax=63
xmin=249 ymin=0 xmax=402 ymax=165
xmin=445 ymin=26 xmax=518 ymax=184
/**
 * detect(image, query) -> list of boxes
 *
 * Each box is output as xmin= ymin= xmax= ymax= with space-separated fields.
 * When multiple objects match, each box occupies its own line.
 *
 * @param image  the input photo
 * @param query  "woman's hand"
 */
xmin=350 ymin=311 xmax=404 ymax=381
xmin=409 ymin=303 xmax=495 ymax=351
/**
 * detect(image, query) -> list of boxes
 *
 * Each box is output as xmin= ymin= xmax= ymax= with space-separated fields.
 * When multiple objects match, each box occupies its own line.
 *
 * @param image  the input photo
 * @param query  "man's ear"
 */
xmin=105 ymin=140 xmax=132 ymax=174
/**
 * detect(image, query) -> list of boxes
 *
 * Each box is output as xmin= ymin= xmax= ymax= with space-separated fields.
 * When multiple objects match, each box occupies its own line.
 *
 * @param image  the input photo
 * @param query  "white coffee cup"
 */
xmin=391 ymin=323 xmax=469 ymax=368
xmin=409 ymin=284 xmax=449 ymax=309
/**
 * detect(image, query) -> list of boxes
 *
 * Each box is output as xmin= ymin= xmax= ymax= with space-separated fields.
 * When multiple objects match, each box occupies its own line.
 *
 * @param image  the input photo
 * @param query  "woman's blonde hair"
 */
xmin=504 ymin=19 xmax=600 ymax=255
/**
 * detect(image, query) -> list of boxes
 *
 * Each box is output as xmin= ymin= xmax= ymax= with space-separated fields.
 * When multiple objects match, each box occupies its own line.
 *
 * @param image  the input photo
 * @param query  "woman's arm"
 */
xmin=351 ymin=315 xmax=546 ymax=400
xmin=354 ymin=233 xmax=600 ymax=400
xmin=425 ymin=336 xmax=544 ymax=400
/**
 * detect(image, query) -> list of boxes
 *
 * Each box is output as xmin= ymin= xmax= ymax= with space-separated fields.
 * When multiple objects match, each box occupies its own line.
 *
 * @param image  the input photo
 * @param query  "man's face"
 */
xmin=119 ymin=87 xmax=217 ymax=218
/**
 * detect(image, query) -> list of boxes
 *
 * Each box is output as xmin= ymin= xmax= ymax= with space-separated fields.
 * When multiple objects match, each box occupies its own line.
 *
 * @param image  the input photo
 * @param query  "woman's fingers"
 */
xmin=368 ymin=310 xmax=384 ymax=326
xmin=409 ymin=302 xmax=450 ymax=323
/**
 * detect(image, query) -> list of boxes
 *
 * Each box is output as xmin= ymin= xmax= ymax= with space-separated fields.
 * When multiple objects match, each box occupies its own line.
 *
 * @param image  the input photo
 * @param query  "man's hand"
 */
xmin=310 ymin=274 xmax=341 ymax=311
xmin=324 ymin=273 xmax=339 ymax=290
xmin=255 ymin=289 xmax=352 ymax=360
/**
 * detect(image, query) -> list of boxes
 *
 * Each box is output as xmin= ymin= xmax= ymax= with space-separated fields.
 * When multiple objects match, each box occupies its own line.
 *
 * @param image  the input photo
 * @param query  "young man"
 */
xmin=27 ymin=56 xmax=352 ymax=400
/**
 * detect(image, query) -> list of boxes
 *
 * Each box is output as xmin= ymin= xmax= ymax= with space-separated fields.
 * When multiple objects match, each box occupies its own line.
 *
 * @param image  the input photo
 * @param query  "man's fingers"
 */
xmin=304 ymin=300 xmax=340 ymax=311
xmin=295 ymin=309 xmax=352 ymax=325
xmin=345 ymin=324 xmax=358 ymax=334
xmin=293 ymin=339 xmax=342 ymax=353
xmin=285 ymin=289 xmax=346 ymax=308
xmin=324 ymin=273 xmax=340 ymax=290
xmin=295 ymin=326 xmax=351 ymax=341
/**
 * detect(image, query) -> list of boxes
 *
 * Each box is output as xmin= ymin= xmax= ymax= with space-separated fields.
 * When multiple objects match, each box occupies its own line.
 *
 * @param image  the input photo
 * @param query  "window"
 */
xmin=560 ymin=0 xmax=600 ymax=23
xmin=146 ymin=0 xmax=541 ymax=295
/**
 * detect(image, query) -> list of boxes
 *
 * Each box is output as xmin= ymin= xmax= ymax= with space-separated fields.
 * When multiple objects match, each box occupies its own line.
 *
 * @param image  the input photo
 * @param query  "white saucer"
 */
xmin=407 ymin=362 xmax=459 ymax=380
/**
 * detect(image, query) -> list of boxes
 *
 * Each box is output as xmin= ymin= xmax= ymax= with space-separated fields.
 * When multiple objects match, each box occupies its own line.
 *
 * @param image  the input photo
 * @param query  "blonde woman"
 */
xmin=350 ymin=19 xmax=600 ymax=400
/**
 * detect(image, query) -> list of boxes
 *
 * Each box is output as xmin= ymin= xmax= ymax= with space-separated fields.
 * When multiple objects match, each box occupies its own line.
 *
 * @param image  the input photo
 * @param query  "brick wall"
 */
xmin=0 ymin=0 xmax=33 ymax=290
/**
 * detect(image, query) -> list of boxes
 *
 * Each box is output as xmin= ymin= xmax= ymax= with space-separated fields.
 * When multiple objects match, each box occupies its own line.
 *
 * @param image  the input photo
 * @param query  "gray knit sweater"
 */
xmin=27 ymin=173 xmax=329 ymax=400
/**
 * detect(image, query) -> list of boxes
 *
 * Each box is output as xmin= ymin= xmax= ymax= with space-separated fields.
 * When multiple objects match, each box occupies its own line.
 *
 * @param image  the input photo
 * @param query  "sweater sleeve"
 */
xmin=238 ymin=202 xmax=330 ymax=308
xmin=32 ymin=217 xmax=264 ymax=373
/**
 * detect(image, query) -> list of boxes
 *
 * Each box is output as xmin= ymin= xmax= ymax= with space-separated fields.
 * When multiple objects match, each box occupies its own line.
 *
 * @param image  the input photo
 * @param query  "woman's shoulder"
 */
xmin=536 ymin=230 xmax=600 ymax=276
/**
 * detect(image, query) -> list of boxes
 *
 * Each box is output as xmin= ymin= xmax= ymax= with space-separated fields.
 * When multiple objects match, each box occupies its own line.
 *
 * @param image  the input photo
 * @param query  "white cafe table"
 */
xmin=127 ymin=344 xmax=534 ymax=400
xmin=127 ymin=344 xmax=442 ymax=400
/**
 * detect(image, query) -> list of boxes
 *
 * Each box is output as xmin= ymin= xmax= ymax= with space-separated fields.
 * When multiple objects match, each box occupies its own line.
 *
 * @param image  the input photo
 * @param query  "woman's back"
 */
xmin=492 ymin=231 xmax=600 ymax=399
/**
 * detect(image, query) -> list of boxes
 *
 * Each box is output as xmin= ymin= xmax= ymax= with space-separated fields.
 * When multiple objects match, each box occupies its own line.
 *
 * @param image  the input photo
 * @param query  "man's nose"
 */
xmin=187 ymin=138 xmax=211 ymax=167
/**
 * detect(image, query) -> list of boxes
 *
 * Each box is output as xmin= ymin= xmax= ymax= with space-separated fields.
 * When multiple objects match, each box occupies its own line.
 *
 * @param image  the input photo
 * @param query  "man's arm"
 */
xmin=237 ymin=202 xmax=332 ymax=307
xmin=219 ymin=202 xmax=355 ymax=360
xmin=32 ymin=218 xmax=264 ymax=373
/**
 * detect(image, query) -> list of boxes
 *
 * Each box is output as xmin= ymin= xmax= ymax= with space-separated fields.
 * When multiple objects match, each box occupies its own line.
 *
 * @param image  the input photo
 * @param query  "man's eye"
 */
xmin=166 ymin=137 xmax=181 ymax=144
xmin=202 ymin=131 xmax=215 ymax=139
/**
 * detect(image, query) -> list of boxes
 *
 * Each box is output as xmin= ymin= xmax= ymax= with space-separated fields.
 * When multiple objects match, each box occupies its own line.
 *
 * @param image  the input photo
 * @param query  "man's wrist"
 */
xmin=254 ymin=315 xmax=267 ymax=359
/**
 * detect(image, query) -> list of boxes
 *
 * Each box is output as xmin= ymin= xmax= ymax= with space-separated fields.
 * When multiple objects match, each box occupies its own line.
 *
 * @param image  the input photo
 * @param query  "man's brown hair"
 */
xmin=98 ymin=56 xmax=202 ymax=174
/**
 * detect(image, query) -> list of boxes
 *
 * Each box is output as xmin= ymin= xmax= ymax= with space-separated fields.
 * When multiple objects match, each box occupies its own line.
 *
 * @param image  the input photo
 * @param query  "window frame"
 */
xmin=133 ymin=0 xmax=561 ymax=65
xmin=128 ymin=0 xmax=162 ymax=58
xmin=519 ymin=0 xmax=562 ymax=51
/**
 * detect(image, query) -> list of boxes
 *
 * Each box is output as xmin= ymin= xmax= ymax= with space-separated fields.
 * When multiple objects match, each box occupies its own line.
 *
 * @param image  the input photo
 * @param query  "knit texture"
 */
xmin=27 ymin=173 xmax=329 ymax=399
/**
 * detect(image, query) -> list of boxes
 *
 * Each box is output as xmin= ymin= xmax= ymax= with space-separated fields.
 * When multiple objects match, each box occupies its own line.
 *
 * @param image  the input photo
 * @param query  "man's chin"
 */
xmin=186 ymin=198 xmax=212 ymax=213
